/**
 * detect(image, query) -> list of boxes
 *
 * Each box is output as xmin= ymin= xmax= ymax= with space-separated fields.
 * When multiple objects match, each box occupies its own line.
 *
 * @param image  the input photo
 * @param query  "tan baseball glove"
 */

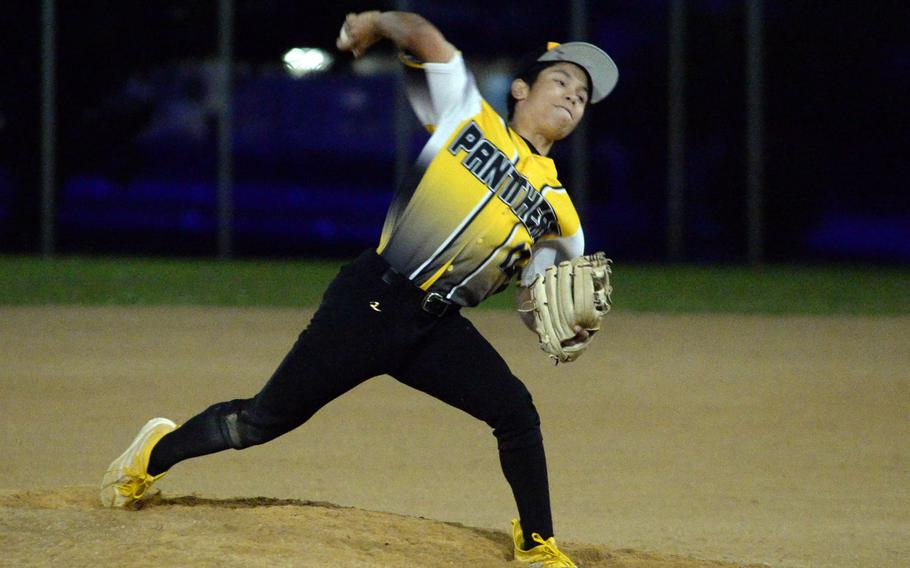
xmin=520 ymin=253 xmax=612 ymax=363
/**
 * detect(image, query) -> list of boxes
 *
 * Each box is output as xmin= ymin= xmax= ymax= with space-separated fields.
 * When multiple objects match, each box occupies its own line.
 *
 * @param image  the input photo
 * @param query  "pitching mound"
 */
xmin=1 ymin=487 xmax=761 ymax=567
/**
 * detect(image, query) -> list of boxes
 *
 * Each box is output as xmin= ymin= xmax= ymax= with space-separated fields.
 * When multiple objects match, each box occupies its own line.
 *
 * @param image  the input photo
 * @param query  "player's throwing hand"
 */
xmin=336 ymin=11 xmax=382 ymax=58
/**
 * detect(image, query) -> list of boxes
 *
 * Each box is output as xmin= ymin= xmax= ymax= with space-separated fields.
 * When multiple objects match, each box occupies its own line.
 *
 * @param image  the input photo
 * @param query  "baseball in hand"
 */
xmin=339 ymin=24 xmax=350 ymax=46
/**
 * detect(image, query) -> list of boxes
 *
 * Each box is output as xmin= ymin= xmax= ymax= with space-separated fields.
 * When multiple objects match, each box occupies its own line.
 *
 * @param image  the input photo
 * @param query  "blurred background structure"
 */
xmin=1 ymin=0 xmax=908 ymax=263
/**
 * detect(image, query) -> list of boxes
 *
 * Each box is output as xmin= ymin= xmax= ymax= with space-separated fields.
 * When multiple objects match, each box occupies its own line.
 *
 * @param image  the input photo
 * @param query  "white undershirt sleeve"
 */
xmin=519 ymin=229 xmax=585 ymax=287
xmin=402 ymin=52 xmax=482 ymax=128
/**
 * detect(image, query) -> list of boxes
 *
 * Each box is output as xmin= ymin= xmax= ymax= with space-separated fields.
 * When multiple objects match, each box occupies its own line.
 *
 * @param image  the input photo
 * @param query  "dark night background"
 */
xmin=1 ymin=1 xmax=908 ymax=262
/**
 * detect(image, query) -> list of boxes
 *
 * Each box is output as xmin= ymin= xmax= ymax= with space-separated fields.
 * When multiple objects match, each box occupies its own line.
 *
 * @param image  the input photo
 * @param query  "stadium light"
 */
xmin=282 ymin=47 xmax=333 ymax=77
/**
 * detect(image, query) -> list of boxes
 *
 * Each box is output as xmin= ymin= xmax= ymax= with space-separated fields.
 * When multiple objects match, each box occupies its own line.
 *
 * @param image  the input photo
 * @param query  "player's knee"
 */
xmin=491 ymin=390 xmax=542 ymax=451
xmin=206 ymin=399 xmax=287 ymax=450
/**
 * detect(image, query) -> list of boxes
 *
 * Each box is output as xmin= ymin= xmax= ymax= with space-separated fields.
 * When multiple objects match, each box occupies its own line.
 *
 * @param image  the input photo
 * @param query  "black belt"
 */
xmin=381 ymin=266 xmax=455 ymax=317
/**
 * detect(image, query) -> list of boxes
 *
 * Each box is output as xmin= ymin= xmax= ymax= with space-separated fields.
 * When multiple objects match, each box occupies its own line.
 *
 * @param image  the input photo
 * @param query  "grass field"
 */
xmin=1 ymin=255 xmax=908 ymax=314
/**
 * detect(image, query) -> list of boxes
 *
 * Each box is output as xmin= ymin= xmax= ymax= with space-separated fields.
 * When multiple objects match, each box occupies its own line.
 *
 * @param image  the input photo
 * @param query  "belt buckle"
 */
xmin=421 ymin=292 xmax=450 ymax=317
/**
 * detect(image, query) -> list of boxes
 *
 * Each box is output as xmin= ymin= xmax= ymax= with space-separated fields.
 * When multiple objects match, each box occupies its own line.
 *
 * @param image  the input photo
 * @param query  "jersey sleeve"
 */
xmin=401 ymin=51 xmax=483 ymax=131
xmin=519 ymin=228 xmax=585 ymax=287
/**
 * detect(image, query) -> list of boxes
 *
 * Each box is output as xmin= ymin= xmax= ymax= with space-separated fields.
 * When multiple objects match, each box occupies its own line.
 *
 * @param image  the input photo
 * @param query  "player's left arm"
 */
xmin=336 ymin=11 xmax=455 ymax=63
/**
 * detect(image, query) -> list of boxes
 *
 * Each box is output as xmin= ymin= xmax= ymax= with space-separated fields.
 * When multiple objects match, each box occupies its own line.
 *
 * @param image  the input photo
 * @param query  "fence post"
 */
xmin=41 ymin=0 xmax=57 ymax=257
xmin=745 ymin=0 xmax=766 ymax=264
xmin=569 ymin=0 xmax=590 ymax=225
xmin=217 ymin=0 xmax=234 ymax=259
xmin=667 ymin=0 xmax=686 ymax=262
xmin=393 ymin=0 xmax=414 ymax=187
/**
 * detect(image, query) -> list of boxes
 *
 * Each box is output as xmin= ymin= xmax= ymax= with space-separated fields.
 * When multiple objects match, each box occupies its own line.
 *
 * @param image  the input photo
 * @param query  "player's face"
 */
xmin=523 ymin=62 xmax=589 ymax=140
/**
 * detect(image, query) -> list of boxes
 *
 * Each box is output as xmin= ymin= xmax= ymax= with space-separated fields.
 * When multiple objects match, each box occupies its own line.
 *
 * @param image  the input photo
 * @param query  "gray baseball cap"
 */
xmin=537 ymin=41 xmax=619 ymax=103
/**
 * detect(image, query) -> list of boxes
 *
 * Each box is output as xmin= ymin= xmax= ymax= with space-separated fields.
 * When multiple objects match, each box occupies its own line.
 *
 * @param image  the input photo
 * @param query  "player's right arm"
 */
xmin=337 ymin=11 xmax=455 ymax=63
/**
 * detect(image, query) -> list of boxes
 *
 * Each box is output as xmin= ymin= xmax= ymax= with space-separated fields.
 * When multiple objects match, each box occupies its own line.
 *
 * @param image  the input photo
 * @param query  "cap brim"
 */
xmin=537 ymin=42 xmax=618 ymax=103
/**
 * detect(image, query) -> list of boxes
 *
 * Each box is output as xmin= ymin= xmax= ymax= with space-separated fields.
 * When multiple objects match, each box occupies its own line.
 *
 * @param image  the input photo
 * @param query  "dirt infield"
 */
xmin=1 ymin=306 xmax=908 ymax=567
xmin=1 ymin=488 xmax=761 ymax=568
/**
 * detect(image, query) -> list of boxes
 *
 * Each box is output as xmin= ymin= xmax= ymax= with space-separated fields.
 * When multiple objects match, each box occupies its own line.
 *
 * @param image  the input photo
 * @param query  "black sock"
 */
xmin=147 ymin=408 xmax=232 ymax=476
xmin=499 ymin=439 xmax=554 ymax=544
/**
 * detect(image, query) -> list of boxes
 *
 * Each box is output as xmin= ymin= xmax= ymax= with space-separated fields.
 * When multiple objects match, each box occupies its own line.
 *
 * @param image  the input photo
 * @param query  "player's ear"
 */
xmin=511 ymin=78 xmax=530 ymax=102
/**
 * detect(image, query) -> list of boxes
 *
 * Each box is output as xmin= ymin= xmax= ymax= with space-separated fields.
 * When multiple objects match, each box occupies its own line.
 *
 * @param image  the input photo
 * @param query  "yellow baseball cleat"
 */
xmin=100 ymin=417 xmax=177 ymax=508
xmin=512 ymin=518 xmax=578 ymax=568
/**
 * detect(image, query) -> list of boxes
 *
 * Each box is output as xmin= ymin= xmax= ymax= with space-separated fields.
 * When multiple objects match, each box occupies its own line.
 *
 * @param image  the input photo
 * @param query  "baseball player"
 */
xmin=101 ymin=10 xmax=617 ymax=567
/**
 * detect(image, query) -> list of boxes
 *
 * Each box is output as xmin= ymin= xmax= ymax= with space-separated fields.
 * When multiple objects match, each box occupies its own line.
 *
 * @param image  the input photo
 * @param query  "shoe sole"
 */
xmin=100 ymin=417 xmax=176 ymax=508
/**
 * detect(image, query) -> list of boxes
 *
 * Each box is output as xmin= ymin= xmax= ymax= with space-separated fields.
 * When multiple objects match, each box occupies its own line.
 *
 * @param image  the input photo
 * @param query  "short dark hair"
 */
xmin=506 ymin=56 xmax=593 ymax=122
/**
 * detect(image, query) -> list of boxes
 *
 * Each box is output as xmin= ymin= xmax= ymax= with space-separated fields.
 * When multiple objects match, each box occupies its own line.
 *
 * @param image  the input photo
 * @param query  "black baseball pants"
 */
xmin=148 ymin=249 xmax=554 ymax=540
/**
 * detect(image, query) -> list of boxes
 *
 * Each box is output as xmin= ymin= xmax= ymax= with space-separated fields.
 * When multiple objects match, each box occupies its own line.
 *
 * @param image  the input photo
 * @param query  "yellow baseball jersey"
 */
xmin=377 ymin=52 xmax=585 ymax=307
